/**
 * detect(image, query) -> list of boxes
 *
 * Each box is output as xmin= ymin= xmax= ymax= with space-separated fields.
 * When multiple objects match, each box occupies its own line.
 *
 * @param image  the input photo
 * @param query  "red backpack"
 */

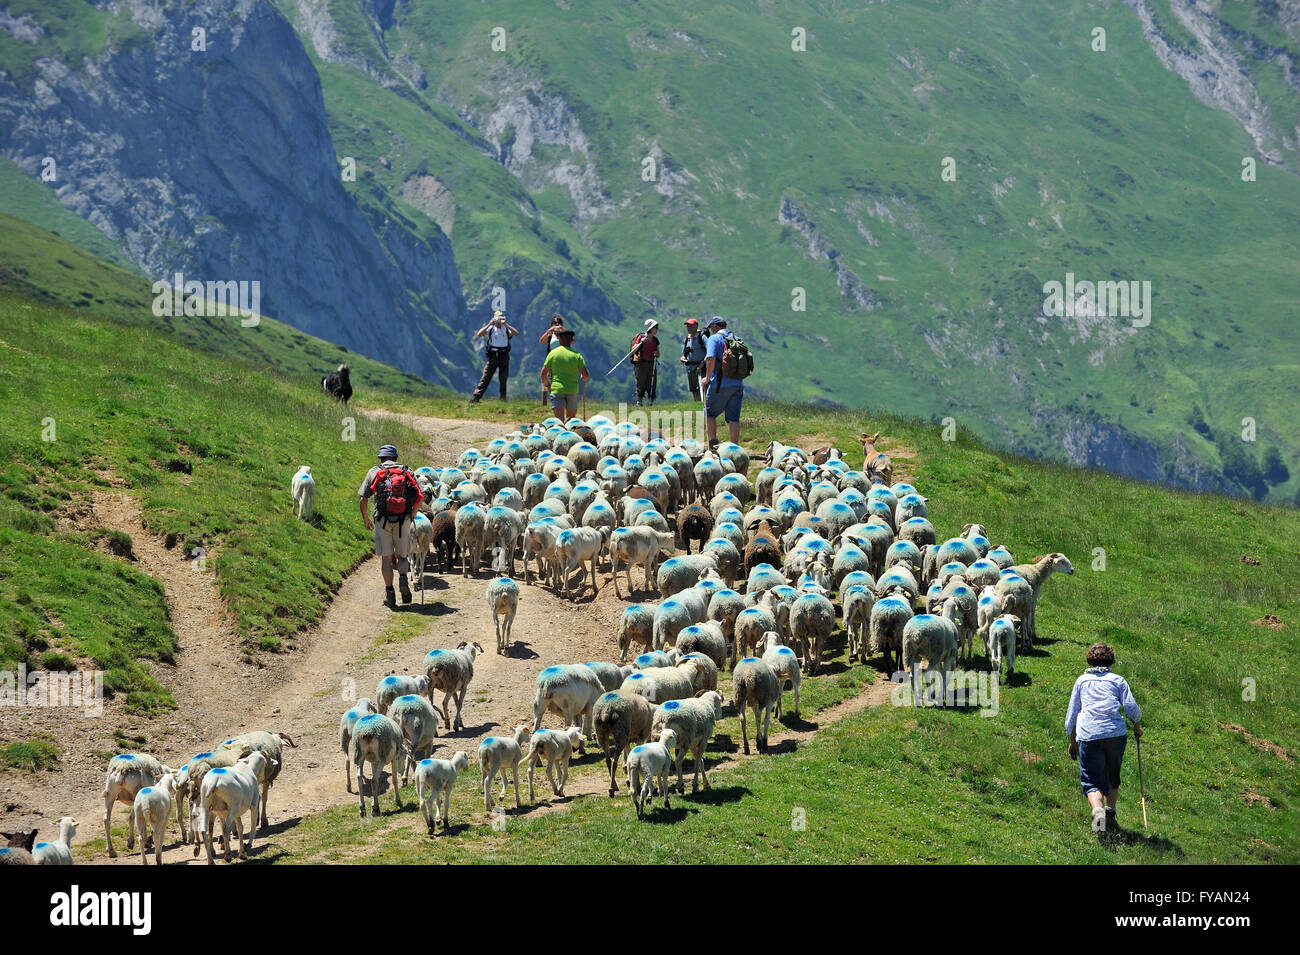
xmin=370 ymin=465 xmax=421 ymax=522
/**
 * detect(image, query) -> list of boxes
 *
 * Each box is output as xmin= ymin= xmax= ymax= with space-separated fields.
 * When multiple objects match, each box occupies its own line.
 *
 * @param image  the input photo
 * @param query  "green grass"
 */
xmin=1 ymin=736 xmax=60 ymax=772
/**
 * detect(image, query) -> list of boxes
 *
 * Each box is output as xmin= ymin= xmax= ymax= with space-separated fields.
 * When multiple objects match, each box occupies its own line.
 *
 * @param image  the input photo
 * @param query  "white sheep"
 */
xmin=676 ymin=653 xmax=719 ymax=694
xmin=609 ymin=526 xmax=675 ymax=598
xmin=533 ymin=664 xmax=604 ymax=736
xmin=218 ymin=730 xmax=296 ymax=829
xmin=455 ymin=502 xmax=487 ymax=576
xmin=593 ymin=691 xmax=655 ymax=796
xmin=988 ymin=613 xmax=1021 ymax=681
xmin=415 ymin=751 xmax=470 ymax=834
xmin=734 ymin=604 xmax=778 ymax=666
xmin=32 ymin=816 xmax=78 ymax=865
xmin=621 ymin=665 xmax=696 ymax=704
xmin=423 ymin=642 xmax=484 ymax=732
xmin=479 ymin=724 xmax=531 ymax=812
xmin=388 ymin=694 xmax=442 ymax=784
xmin=789 ymin=591 xmax=836 ymax=676
xmin=291 ymin=465 xmax=315 ymax=520
xmin=842 ymin=584 xmax=875 ymax=662
xmin=523 ymin=726 xmax=585 ymax=801
xmin=627 ymin=729 xmax=679 ymax=819
xmin=102 ymin=753 xmax=172 ymax=858
xmin=197 ymin=752 xmax=270 ymax=864
xmin=486 ymin=577 xmax=520 ymax=654
xmin=651 ymin=690 xmax=724 ymax=794
xmin=656 ymin=552 xmax=721 ymax=599
xmin=131 ymin=775 xmax=177 ymax=866
xmin=1009 ymin=552 xmax=1075 ymax=648
xmin=350 ymin=713 xmax=406 ymax=818
xmin=902 ymin=601 xmax=961 ymax=708
xmin=757 ymin=630 xmax=801 ymax=719
xmin=618 ymin=604 xmax=657 ymax=663
xmin=732 ymin=656 xmax=781 ymax=754
xmin=554 ymin=525 xmax=607 ymax=599
xmin=339 ymin=698 xmax=378 ymax=794
xmin=483 ymin=506 xmax=525 ymax=576
xmin=376 ymin=673 xmax=431 ymax=715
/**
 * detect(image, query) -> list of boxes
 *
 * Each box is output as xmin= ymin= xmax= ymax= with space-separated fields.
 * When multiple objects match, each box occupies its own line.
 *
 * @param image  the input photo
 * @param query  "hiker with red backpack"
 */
xmin=629 ymin=319 xmax=660 ymax=406
xmin=358 ymin=445 xmax=424 ymax=607
xmin=701 ymin=315 xmax=753 ymax=448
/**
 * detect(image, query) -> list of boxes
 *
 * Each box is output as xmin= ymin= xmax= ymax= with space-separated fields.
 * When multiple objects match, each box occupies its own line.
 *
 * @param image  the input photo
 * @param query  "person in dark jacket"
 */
xmin=470 ymin=310 xmax=519 ymax=402
xmin=679 ymin=318 xmax=707 ymax=400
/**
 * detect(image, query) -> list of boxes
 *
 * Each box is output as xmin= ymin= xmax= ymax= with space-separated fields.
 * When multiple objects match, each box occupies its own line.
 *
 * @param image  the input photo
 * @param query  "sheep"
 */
xmin=789 ymin=591 xmax=836 ymax=675
xmin=988 ymin=614 xmax=1021 ymax=681
xmin=924 ymin=538 xmax=981 ymax=587
xmin=197 ymin=752 xmax=271 ymax=864
xmin=455 ymin=502 xmax=487 ymax=576
xmin=652 ymin=690 xmax=724 ymax=793
xmin=1009 ymin=553 xmax=1075 ymax=648
xmin=218 ymin=730 xmax=296 ymax=829
xmin=350 ymin=714 xmax=406 ymax=817
xmin=431 ymin=505 xmax=460 ymax=573
xmin=869 ymin=594 xmax=914 ymax=673
xmin=494 ymin=487 xmax=525 ymax=512
xmin=388 ymin=694 xmax=442 ymax=784
xmin=994 ymin=574 xmax=1034 ymax=651
xmin=522 ymin=519 xmax=565 ymax=587
xmin=757 ymin=630 xmax=801 ymax=719
xmin=103 ymin=753 xmax=172 ymax=858
xmin=593 ymin=691 xmax=655 ymax=796
xmin=524 ymin=726 xmax=585 ymax=800
xmin=744 ymin=519 xmax=782 ymax=576
xmin=486 ymin=577 xmax=520 ymax=654
xmin=534 ymin=664 xmax=604 ymax=735
xmin=706 ymin=587 xmax=748 ymax=651
xmin=732 ymin=656 xmax=782 ymax=754
xmin=478 ymin=724 xmax=532 ymax=812
xmin=415 ymin=751 xmax=470 ymax=834
xmin=903 ymin=601 xmax=961 ymax=708
xmin=32 ymin=816 xmax=78 ymax=865
xmin=936 ymin=578 xmax=979 ymax=663
xmin=693 ymin=454 xmax=724 ymax=502
xmin=875 ymin=564 xmax=921 ymax=603
xmin=831 ymin=542 xmax=873 ymax=590
xmin=423 ymin=642 xmax=484 ymax=732
xmin=746 ymin=561 xmax=790 ymax=598
xmin=291 ymin=465 xmax=315 ymax=520
xmin=174 ymin=749 xmax=238 ymax=844
xmin=627 ymin=729 xmax=680 ymax=818
xmin=339 ymin=698 xmax=379 ymax=794
xmin=621 ymin=665 xmax=696 ymax=704
xmin=963 ymin=558 xmax=1003 ymax=589
xmin=717 ymin=441 xmax=750 ymax=475
xmin=554 ymin=526 xmax=607 ymax=599
xmin=410 ymin=511 xmax=433 ymax=590
xmin=609 ymin=526 xmax=675 ymax=598
xmin=986 ymin=544 xmax=1016 ymax=569
xmin=842 ymin=584 xmax=875 ymax=662
xmin=634 ymin=650 xmax=678 ymax=669
xmin=656 ymin=552 xmax=721 ymax=599
xmin=701 ymin=537 xmax=742 ymax=589
xmin=132 ymin=776 xmax=176 ymax=865
xmin=976 ymin=588 xmax=1004 ymax=656
xmin=651 ymin=593 xmax=707 ymax=652
xmin=376 ymin=673 xmax=431 ymax=715
xmin=754 ymin=467 xmax=782 ymax=506
xmin=618 ymin=603 xmax=656 ymax=663
xmin=734 ymin=604 xmax=778 ymax=666
xmin=483 ymin=507 xmax=524 ymax=577
xmin=896 ymin=516 xmax=937 ymax=549
xmin=582 ymin=498 xmax=620 ymax=551
xmin=674 ymin=621 xmax=728 ymax=670
xmin=677 ymin=653 xmax=719 ymax=694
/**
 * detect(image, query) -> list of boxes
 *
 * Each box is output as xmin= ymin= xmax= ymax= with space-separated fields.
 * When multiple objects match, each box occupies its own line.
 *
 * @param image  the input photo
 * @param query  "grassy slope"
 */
xmin=237 ymin=396 xmax=1299 ymax=865
xmin=282 ymin=0 xmax=1300 ymax=499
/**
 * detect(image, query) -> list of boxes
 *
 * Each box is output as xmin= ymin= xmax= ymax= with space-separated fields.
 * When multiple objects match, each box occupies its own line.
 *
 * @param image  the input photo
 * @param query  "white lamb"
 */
xmin=554 ymin=525 xmax=607 ymax=599
xmin=479 ymin=724 xmax=531 ymax=812
xmin=627 ymin=728 xmax=679 ymax=819
xmin=103 ymin=753 xmax=173 ymax=858
xmin=339 ymin=697 xmax=378 ymax=794
xmin=523 ymin=726 xmax=585 ymax=801
xmin=197 ymin=752 xmax=271 ymax=864
xmin=32 ymin=816 xmax=78 ymax=865
xmin=757 ymin=630 xmax=802 ymax=719
xmin=415 ymin=751 xmax=470 ymax=834
xmin=486 ymin=577 xmax=520 ymax=654
xmin=291 ymin=465 xmax=315 ymax=520
xmin=131 ymin=775 xmax=177 ymax=866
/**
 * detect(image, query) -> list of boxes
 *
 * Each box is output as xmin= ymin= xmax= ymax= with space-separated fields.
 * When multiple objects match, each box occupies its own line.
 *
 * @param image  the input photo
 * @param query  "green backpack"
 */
xmin=721 ymin=334 xmax=754 ymax=379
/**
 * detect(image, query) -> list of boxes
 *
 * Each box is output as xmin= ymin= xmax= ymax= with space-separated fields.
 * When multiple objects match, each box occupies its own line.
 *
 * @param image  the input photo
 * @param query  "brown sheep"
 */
xmin=676 ymin=503 xmax=713 ymax=554
xmin=744 ymin=519 xmax=782 ymax=574
xmin=431 ymin=504 xmax=460 ymax=574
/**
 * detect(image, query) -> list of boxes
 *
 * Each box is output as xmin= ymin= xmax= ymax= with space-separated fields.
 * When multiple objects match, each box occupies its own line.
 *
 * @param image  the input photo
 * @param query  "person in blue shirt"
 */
xmin=1064 ymin=642 xmax=1143 ymax=834
xmin=701 ymin=315 xmax=743 ymax=448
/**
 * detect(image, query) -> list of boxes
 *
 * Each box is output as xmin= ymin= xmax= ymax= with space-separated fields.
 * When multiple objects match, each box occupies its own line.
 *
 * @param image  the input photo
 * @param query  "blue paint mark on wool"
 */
xmin=210 ymin=768 xmax=228 ymax=775
xmin=631 ymin=746 xmax=646 ymax=754
xmin=663 ymin=701 xmax=681 ymax=710
xmin=140 ymin=787 xmax=153 ymax=795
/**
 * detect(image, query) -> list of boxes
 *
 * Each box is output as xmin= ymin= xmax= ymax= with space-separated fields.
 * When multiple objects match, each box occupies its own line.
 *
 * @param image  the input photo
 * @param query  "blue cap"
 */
xmin=378 ymin=445 xmax=398 ymax=460
xmin=707 ymin=315 xmax=726 ymax=328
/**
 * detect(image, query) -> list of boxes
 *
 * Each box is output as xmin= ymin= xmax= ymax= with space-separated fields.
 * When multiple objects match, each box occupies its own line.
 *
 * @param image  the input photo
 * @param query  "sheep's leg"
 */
xmin=660 ymin=765 xmax=672 ymax=809
xmin=793 ymin=676 xmax=801 ymax=719
xmin=761 ymin=704 xmax=772 ymax=753
xmin=527 ymin=755 xmax=537 ymax=802
xmin=695 ymin=742 xmax=709 ymax=791
xmin=391 ymin=756 xmax=403 ymax=811
xmin=356 ymin=759 xmax=367 ymax=817
xmin=259 ymin=780 xmax=269 ymax=829
xmin=511 ymin=764 xmax=521 ymax=809
xmin=104 ymin=790 xmax=117 ymax=858
xmin=739 ymin=701 xmax=751 ymax=755
xmin=205 ymin=811 xmax=216 ymax=865
xmin=154 ymin=819 xmax=164 ymax=866
xmin=550 ymin=755 xmax=562 ymax=796
xmin=126 ymin=798 xmax=138 ymax=850
xmin=482 ymin=766 xmax=493 ymax=812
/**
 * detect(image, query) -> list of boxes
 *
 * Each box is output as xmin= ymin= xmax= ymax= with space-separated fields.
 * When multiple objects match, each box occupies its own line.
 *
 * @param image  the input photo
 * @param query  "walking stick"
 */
xmin=1136 ymin=731 xmax=1148 ymax=828
xmin=605 ymin=341 xmax=642 ymax=376
xmin=580 ymin=375 xmax=586 ymax=420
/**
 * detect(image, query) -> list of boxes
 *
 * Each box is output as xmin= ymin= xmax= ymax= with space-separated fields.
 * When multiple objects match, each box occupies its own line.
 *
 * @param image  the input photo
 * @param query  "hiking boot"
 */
xmin=468 ymin=396 xmax=482 ymax=404
xmin=1091 ymin=806 xmax=1107 ymax=833
xmin=399 ymin=578 xmax=412 ymax=604
xmin=383 ymin=586 xmax=397 ymax=608
xmin=1105 ymin=807 xmax=1118 ymax=830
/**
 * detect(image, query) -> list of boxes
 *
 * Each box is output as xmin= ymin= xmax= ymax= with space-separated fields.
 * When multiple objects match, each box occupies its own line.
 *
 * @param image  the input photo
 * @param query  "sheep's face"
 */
xmin=1050 ymin=553 xmax=1075 ymax=575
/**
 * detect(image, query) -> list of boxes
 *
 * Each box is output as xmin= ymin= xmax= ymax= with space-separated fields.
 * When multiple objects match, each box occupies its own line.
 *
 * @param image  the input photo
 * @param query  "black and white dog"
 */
xmin=322 ymin=363 xmax=352 ymax=404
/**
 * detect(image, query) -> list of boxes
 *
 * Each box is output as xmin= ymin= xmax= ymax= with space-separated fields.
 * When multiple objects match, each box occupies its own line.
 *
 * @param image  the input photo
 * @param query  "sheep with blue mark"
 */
xmin=733 ymin=603 xmax=779 ymax=666
xmin=479 ymin=724 xmax=531 ymax=812
xmin=875 ymin=564 xmax=921 ymax=604
xmin=618 ymin=603 xmax=657 ymax=663
xmin=994 ymin=574 xmax=1034 ymax=650
xmin=674 ymin=622 xmax=729 ymax=670
xmin=807 ymin=480 xmax=840 ymax=514
xmin=582 ymin=498 xmax=620 ymax=553
xmin=831 ymin=542 xmax=873 ymax=590
xmin=376 ymin=673 xmax=431 ymax=716
xmin=652 ymin=587 xmax=711 ymax=651
xmin=132 ymin=775 xmax=176 ymax=865
xmin=567 ymin=479 xmax=601 ymax=523
xmin=716 ymin=441 xmax=750 ymax=475
xmin=487 ymin=577 xmax=520 ymax=654
xmin=924 ymin=537 xmax=981 ymax=587
xmin=903 ymin=601 xmax=962 ymax=708
xmin=935 ymin=578 xmax=979 ymax=663
xmin=894 ymin=493 xmax=928 ymax=526
xmin=423 ymin=642 xmax=483 ymax=732
xmin=756 ymin=630 xmax=802 ymax=719
xmin=416 ymin=751 xmax=470 ymax=834
xmin=842 ymin=584 xmax=876 ymax=663
xmin=754 ymin=467 xmax=783 ymax=506
xmin=568 ymin=441 xmax=601 ymax=473
xmin=593 ymin=690 xmax=656 ymax=796
xmin=483 ymin=506 xmax=524 ymax=577
xmin=745 ymin=562 xmax=790 ymax=599
xmin=524 ymin=726 xmax=585 ymax=800
xmin=816 ymin=499 xmax=859 ymax=541
xmin=839 ymin=570 xmax=875 ymax=594
xmin=388 ymin=694 xmax=441 ymax=784
xmin=732 ymin=656 xmax=782 ymax=754
xmin=479 ymin=463 xmax=516 ymax=500
xmin=1009 ymin=553 xmax=1075 ymax=649
xmin=651 ymin=690 xmax=724 ymax=794
xmin=219 ymin=730 xmax=296 ymax=829
xmin=621 ymin=665 xmax=696 ymax=704
xmin=963 ymin=558 xmax=1003 ymax=589
xmin=350 ymin=713 xmax=406 ymax=818
xmin=709 ymin=491 xmax=745 ymax=522
xmin=198 ymin=751 xmax=272 ymax=863
xmin=103 ymin=752 xmax=174 ymax=858
xmin=627 ymin=729 xmax=680 ymax=818
xmin=522 ymin=472 xmax=550 ymax=510
xmin=609 ymin=526 xmax=675 ymax=598
xmin=987 ymin=614 xmax=1021 ymax=680
xmin=789 ymin=590 xmax=836 ymax=675
xmin=706 ymin=587 xmax=748 ymax=652
xmin=701 ymin=537 xmax=742 ymax=590
xmin=985 ymin=544 xmax=1016 ymax=569
xmin=454 ymin=501 xmax=487 ymax=576
xmin=677 ymin=652 xmax=719 ymax=694
xmin=585 ymin=660 xmax=635 ymax=693
xmin=693 ymin=453 xmax=724 ymax=502
xmin=896 ymin=516 xmax=937 ymax=551
xmin=634 ymin=650 xmax=678 ymax=669
xmin=32 ymin=816 xmax=78 ymax=865
xmin=870 ymin=594 xmax=915 ymax=673
xmin=493 ymin=487 xmax=524 ymax=513
xmin=338 ymin=699 xmax=380 ymax=797
xmin=533 ymin=664 xmax=604 ymax=736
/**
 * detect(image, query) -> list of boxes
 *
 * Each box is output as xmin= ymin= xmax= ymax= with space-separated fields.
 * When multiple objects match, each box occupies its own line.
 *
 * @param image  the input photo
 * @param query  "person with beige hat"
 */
xmin=470 ymin=309 xmax=520 ymax=402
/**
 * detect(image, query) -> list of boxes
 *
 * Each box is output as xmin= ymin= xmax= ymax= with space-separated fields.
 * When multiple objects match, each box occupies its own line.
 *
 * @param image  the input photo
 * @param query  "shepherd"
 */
xmin=358 ymin=445 xmax=424 ymax=608
xmin=1064 ymin=641 xmax=1143 ymax=837
xmin=629 ymin=319 xmax=660 ymax=406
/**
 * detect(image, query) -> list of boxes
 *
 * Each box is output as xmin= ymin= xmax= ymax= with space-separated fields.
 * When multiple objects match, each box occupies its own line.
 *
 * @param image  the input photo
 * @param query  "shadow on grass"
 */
xmin=685 ymin=784 xmax=750 ymax=806
xmin=1104 ymin=827 xmax=1183 ymax=856
xmin=640 ymin=803 xmax=700 ymax=824
xmin=256 ymin=815 xmax=304 ymax=838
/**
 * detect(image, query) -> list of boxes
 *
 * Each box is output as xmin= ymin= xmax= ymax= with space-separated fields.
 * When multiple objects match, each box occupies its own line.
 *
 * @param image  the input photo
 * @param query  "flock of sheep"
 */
xmin=1 ymin=415 xmax=1075 ymax=864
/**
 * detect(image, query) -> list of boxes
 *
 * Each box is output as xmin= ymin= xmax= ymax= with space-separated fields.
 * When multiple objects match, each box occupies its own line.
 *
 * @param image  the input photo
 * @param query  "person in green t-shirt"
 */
xmin=540 ymin=328 xmax=590 ymax=418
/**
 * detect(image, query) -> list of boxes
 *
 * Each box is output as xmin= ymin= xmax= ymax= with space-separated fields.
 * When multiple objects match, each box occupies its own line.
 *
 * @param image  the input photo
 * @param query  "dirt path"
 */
xmin=2 ymin=408 xmax=903 ymax=863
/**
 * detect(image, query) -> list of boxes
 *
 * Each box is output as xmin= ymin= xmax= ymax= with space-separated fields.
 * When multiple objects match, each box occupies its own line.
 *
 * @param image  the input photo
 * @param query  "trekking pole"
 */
xmin=605 ymin=342 xmax=641 ymax=376
xmin=580 ymin=375 xmax=587 ymax=420
xmin=1135 ymin=729 xmax=1148 ymax=828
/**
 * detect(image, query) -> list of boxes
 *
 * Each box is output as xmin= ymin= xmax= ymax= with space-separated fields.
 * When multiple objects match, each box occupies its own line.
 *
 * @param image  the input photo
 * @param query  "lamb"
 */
xmin=620 ymin=665 xmax=696 ymax=704
xmin=388 ymin=694 xmax=442 ymax=784
xmin=32 ymin=816 xmax=78 ymax=865
xmin=734 ymin=604 xmax=778 ymax=665
xmin=789 ymin=591 xmax=836 ymax=676
xmin=677 ymin=653 xmax=719 ymax=694
xmin=486 ymin=577 xmax=520 ymax=654
xmin=350 ymin=713 xmax=406 ymax=817
xmin=482 ymin=506 xmax=524 ymax=576
xmin=842 ymin=584 xmax=875 ymax=662
xmin=103 ymin=753 xmax=172 ymax=858
xmin=376 ymin=673 xmax=431 ymax=715
xmin=627 ymin=729 xmax=679 ymax=818
xmin=554 ymin=526 xmax=607 ymax=599
xmin=618 ymin=603 xmax=656 ymax=663
xmin=732 ymin=656 xmax=782 ymax=753
xmin=478 ymin=724 xmax=532 ymax=812
xmin=656 ymin=552 xmax=721 ymax=599
xmin=869 ymin=594 xmax=914 ymax=673
xmin=197 ymin=752 xmax=271 ymax=864
xmin=173 ymin=750 xmax=238 ymax=844
xmin=673 ymin=621 xmax=728 ymax=670
xmin=219 ymin=730 xmax=296 ymax=828
xmin=976 ymin=588 xmax=1004 ymax=657
xmin=1009 ymin=553 xmax=1075 ymax=648
xmin=415 ymin=751 xmax=470 ymax=834
xmin=593 ymin=690 xmax=656 ymax=796
xmin=988 ymin=614 xmax=1021 ymax=681
xmin=410 ymin=511 xmax=433 ymax=590
xmin=609 ymin=526 xmax=675 ymax=598
xmin=757 ymin=630 xmax=801 ymax=719
xmin=339 ymin=698 xmax=378 ymax=794
xmin=291 ymin=465 xmax=315 ymax=521
xmin=903 ymin=600 xmax=961 ymax=708
xmin=651 ymin=690 xmax=724 ymax=793
xmin=423 ymin=642 xmax=483 ymax=732
xmin=534 ymin=664 xmax=605 ymax=735
xmin=523 ymin=726 xmax=585 ymax=800
xmin=522 ymin=519 xmax=565 ymax=587
xmin=454 ymin=501 xmax=487 ymax=576
xmin=132 ymin=776 xmax=177 ymax=865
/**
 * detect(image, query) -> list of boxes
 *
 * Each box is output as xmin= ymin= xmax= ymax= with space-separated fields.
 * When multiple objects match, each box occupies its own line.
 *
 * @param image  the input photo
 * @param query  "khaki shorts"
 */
xmin=373 ymin=517 xmax=412 ymax=572
xmin=550 ymin=392 xmax=579 ymax=417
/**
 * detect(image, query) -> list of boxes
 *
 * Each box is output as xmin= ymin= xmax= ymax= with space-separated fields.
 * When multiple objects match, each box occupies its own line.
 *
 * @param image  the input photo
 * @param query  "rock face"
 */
xmin=0 ymin=0 xmax=470 ymax=386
